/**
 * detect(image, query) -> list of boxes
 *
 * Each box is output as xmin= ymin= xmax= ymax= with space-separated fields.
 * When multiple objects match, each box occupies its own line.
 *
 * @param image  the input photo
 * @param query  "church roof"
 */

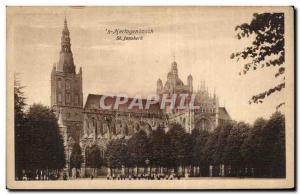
xmin=218 ymin=107 xmax=231 ymax=120
xmin=84 ymin=94 xmax=162 ymax=114
xmin=176 ymin=78 xmax=184 ymax=86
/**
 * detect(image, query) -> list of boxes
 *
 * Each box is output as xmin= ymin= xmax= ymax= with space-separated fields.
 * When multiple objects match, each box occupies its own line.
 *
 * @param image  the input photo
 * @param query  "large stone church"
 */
xmin=50 ymin=19 xmax=231 ymax=175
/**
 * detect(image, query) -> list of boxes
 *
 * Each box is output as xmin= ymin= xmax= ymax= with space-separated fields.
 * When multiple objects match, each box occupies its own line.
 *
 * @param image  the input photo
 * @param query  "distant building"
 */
xmin=50 ymin=18 xmax=231 ymax=176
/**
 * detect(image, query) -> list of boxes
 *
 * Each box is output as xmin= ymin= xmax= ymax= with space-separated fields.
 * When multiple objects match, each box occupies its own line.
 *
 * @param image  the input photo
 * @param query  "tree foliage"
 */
xmin=127 ymin=130 xmax=149 ymax=167
xmin=202 ymin=114 xmax=285 ymax=177
xmin=14 ymin=76 xmax=27 ymax=178
xmin=14 ymin=76 xmax=26 ymax=125
xmin=230 ymin=13 xmax=285 ymax=104
xmin=203 ymin=121 xmax=233 ymax=166
xmin=106 ymin=138 xmax=129 ymax=169
xmin=240 ymin=118 xmax=266 ymax=168
xmin=166 ymin=123 xmax=190 ymax=168
xmin=87 ymin=144 xmax=103 ymax=168
xmin=224 ymin=122 xmax=250 ymax=168
xmin=191 ymin=129 xmax=210 ymax=175
xmin=102 ymin=114 xmax=285 ymax=178
xmin=14 ymin=79 xmax=66 ymax=179
xmin=148 ymin=125 xmax=168 ymax=168
xmin=259 ymin=112 xmax=285 ymax=177
xmin=25 ymin=104 xmax=66 ymax=171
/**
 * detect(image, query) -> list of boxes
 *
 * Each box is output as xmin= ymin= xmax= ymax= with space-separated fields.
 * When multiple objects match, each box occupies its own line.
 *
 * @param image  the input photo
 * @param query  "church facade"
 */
xmin=50 ymin=19 xmax=231 ymax=176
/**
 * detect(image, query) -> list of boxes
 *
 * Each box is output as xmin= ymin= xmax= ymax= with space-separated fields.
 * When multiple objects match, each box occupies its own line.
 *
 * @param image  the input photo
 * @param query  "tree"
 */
xmin=240 ymin=118 xmax=267 ymax=176
xmin=215 ymin=122 xmax=234 ymax=165
xmin=230 ymin=13 xmax=285 ymax=104
xmin=70 ymin=143 xmax=83 ymax=174
xmin=191 ymin=129 xmax=210 ymax=176
xmin=202 ymin=121 xmax=233 ymax=177
xmin=167 ymin=123 xmax=189 ymax=174
xmin=148 ymin=126 xmax=167 ymax=170
xmin=106 ymin=138 xmax=129 ymax=173
xmin=88 ymin=144 xmax=103 ymax=169
xmin=182 ymin=132 xmax=193 ymax=173
xmin=14 ymin=76 xmax=26 ymax=126
xmin=24 ymin=104 xmax=65 ymax=179
xmin=203 ymin=129 xmax=218 ymax=167
xmin=14 ymin=76 xmax=27 ymax=179
xmin=259 ymin=112 xmax=285 ymax=177
xmin=86 ymin=144 xmax=103 ymax=177
xmin=224 ymin=122 xmax=251 ymax=176
xmin=127 ymin=130 xmax=149 ymax=172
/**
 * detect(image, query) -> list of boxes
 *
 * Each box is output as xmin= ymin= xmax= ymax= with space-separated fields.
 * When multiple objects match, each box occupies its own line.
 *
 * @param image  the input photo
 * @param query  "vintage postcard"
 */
xmin=6 ymin=6 xmax=294 ymax=190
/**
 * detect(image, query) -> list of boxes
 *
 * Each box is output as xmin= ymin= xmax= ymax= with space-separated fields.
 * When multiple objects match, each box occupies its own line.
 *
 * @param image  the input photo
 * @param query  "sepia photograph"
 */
xmin=6 ymin=6 xmax=294 ymax=189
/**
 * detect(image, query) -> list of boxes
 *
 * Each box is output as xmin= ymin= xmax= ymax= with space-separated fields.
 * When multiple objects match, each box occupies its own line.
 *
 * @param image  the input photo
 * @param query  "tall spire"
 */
xmin=57 ymin=17 xmax=75 ymax=74
xmin=213 ymin=87 xmax=216 ymax=98
xmin=63 ymin=16 xmax=70 ymax=34
xmin=61 ymin=16 xmax=70 ymax=51
xmin=171 ymin=61 xmax=178 ymax=77
xmin=64 ymin=15 xmax=67 ymax=27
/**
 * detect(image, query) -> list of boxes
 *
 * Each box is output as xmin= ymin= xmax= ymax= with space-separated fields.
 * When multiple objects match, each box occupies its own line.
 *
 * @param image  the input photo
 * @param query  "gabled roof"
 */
xmin=84 ymin=94 xmax=162 ymax=113
xmin=219 ymin=107 xmax=231 ymax=120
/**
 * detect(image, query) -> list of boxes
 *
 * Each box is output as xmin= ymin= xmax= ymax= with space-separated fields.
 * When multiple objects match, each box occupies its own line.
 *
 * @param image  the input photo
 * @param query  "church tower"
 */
xmin=51 ymin=18 xmax=83 ymax=142
xmin=156 ymin=78 xmax=163 ymax=95
xmin=187 ymin=74 xmax=193 ymax=93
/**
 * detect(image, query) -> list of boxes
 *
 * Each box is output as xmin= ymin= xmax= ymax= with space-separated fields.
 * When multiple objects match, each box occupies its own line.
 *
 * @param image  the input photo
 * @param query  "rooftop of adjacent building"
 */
xmin=84 ymin=94 xmax=162 ymax=113
xmin=84 ymin=93 xmax=230 ymax=119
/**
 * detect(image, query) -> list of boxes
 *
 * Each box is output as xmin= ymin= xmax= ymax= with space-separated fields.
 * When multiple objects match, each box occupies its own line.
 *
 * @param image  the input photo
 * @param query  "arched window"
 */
xmin=66 ymin=93 xmax=71 ymax=104
xmin=57 ymin=93 xmax=62 ymax=103
xmin=57 ymin=79 xmax=62 ymax=90
xmin=196 ymin=118 xmax=211 ymax=131
xmin=74 ymin=95 xmax=79 ymax=105
xmin=65 ymin=80 xmax=71 ymax=90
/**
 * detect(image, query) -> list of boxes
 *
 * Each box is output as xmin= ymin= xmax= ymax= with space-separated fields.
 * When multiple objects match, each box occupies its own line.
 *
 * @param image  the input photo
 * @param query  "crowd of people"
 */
xmin=106 ymin=173 xmax=189 ymax=180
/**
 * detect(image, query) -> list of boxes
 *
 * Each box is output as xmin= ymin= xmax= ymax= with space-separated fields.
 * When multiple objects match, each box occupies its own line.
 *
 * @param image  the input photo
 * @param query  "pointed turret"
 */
xmin=187 ymin=74 xmax=193 ymax=93
xmin=200 ymin=80 xmax=206 ymax=91
xmin=171 ymin=61 xmax=178 ymax=77
xmin=51 ymin=63 xmax=56 ymax=75
xmin=157 ymin=78 xmax=163 ymax=94
xmin=213 ymin=88 xmax=216 ymax=98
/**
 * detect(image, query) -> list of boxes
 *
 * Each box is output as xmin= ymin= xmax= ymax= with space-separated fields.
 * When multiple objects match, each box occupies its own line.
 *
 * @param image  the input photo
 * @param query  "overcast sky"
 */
xmin=8 ymin=6 xmax=285 ymax=123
